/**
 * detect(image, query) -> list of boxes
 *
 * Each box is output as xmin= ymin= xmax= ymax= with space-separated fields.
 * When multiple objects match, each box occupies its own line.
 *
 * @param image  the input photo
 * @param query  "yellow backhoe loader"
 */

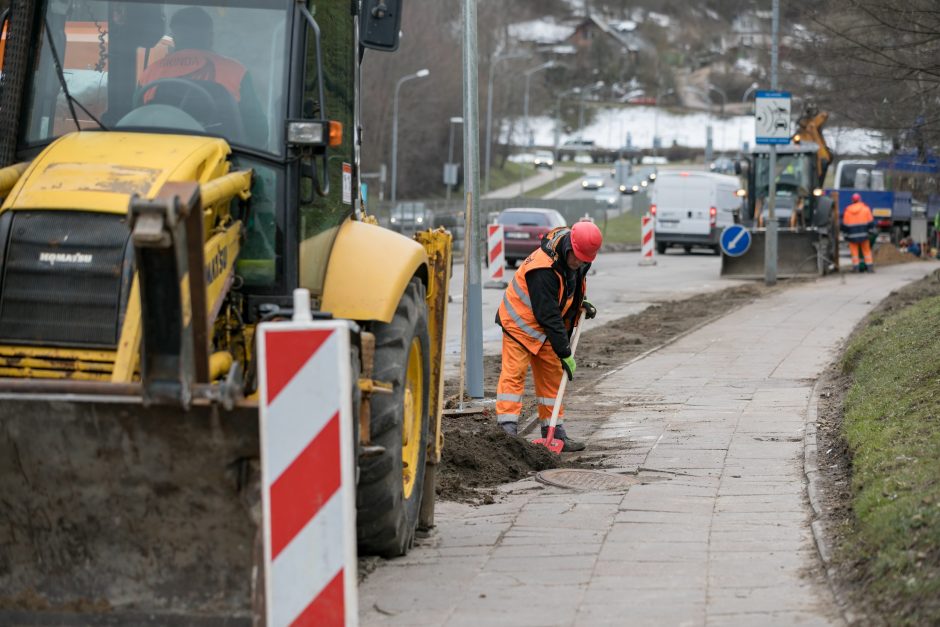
xmin=721 ymin=105 xmax=838 ymax=278
xmin=0 ymin=0 xmax=450 ymax=623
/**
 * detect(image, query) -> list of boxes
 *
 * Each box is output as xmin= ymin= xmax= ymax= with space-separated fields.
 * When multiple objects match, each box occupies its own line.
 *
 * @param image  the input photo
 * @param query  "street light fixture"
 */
xmin=484 ymin=51 xmax=528 ymax=195
xmin=707 ymin=84 xmax=727 ymax=116
xmin=522 ymin=61 xmax=556 ymax=148
xmin=390 ymin=68 xmax=430 ymax=205
xmin=742 ymin=82 xmax=760 ymax=114
xmin=577 ymin=80 xmax=606 ymax=138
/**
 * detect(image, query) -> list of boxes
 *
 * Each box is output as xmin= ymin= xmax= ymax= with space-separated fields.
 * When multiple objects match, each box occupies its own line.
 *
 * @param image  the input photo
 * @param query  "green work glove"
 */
xmin=561 ymin=355 xmax=576 ymax=381
xmin=582 ymin=299 xmax=597 ymax=319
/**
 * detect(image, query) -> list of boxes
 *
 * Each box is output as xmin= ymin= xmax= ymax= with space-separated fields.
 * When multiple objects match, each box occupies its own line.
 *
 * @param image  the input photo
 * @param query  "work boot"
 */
xmin=540 ymin=424 xmax=586 ymax=452
xmin=499 ymin=421 xmax=518 ymax=436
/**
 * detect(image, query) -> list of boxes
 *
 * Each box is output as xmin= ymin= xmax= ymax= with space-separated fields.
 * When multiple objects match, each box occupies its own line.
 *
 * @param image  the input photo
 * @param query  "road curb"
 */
xmin=804 ymin=378 xmax=864 ymax=625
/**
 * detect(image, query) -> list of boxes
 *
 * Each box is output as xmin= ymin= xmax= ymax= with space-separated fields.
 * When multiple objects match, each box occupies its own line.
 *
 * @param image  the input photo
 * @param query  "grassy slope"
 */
xmin=841 ymin=293 xmax=940 ymax=624
xmin=601 ymin=210 xmax=642 ymax=245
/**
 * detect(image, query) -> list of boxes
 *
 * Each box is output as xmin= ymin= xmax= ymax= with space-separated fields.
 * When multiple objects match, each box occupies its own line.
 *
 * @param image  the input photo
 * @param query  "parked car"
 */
xmin=595 ymin=188 xmax=620 ymax=208
xmin=496 ymin=208 xmax=567 ymax=267
xmin=533 ymin=150 xmax=555 ymax=169
xmin=650 ymin=171 xmax=741 ymax=255
xmin=581 ymin=175 xmax=605 ymax=190
xmin=389 ymin=202 xmax=432 ymax=233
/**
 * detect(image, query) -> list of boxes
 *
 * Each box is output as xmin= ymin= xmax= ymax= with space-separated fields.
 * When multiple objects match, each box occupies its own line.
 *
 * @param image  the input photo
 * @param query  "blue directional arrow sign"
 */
xmin=720 ymin=224 xmax=752 ymax=257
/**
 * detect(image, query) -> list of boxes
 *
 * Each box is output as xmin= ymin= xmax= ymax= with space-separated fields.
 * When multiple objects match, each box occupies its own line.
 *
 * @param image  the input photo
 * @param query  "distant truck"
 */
xmin=828 ymin=153 xmax=937 ymax=243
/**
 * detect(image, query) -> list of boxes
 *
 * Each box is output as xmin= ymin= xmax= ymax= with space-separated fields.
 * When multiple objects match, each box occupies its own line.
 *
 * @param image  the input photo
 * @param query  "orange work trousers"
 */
xmin=496 ymin=335 xmax=565 ymax=426
xmin=848 ymin=240 xmax=873 ymax=266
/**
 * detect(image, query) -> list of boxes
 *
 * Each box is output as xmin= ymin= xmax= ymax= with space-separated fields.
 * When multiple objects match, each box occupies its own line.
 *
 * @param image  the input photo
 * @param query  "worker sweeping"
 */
xmin=841 ymin=192 xmax=875 ymax=272
xmin=495 ymin=220 xmax=603 ymax=452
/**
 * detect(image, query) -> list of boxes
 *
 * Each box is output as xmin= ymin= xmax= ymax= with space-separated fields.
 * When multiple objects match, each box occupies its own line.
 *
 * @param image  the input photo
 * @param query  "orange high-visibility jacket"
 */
xmin=841 ymin=201 xmax=874 ymax=242
xmin=497 ymin=227 xmax=585 ymax=355
xmin=140 ymin=49 xmax=246 ymax=102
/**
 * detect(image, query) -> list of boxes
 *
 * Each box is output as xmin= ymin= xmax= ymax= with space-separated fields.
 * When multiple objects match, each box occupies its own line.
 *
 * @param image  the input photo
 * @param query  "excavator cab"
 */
xmin=0 ymin=0 xmax=451 ymax=624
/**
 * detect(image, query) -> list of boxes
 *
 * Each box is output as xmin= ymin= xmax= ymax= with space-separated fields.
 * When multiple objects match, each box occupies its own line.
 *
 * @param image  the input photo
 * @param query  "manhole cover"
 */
xmin=535 ymin=469 xmax=639 ymax=491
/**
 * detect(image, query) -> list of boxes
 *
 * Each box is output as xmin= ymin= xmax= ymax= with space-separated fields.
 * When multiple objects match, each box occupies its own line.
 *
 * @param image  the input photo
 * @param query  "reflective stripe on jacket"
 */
xmin=140 ymin=50 xmax=246 ymax=102
xmin=497 ymin=227 xmax=583 ymax=354
xmin=841 ymin=201 xmax=874 ymax=242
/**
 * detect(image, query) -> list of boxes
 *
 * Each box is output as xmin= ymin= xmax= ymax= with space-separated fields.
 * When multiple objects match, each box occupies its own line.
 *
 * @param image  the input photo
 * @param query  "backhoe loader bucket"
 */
xmin=720 ymin=229 xmax=829 ymax=279
xmin=0 ymin=385 xmax=261 ymax=626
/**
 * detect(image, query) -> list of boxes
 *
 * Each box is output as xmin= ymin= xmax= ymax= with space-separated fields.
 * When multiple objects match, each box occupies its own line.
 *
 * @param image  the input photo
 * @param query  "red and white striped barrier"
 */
xmin=257 ymin=293 xmax=358 ymax=627
xmin=639 ymin=213 xmax=657 ymax=266
xmin=487 ymin=224 xmax=505 ymax=282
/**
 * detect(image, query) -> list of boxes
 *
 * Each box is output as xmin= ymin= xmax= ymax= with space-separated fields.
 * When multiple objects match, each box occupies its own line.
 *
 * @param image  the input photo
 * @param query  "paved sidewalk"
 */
xmin=360 ymin=262 xmax=939 ymax=626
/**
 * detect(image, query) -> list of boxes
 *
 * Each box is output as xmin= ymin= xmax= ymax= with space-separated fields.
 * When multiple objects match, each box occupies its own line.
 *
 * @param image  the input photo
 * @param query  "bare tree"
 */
xmin=791 ymin=0 xmax=940 ymax=156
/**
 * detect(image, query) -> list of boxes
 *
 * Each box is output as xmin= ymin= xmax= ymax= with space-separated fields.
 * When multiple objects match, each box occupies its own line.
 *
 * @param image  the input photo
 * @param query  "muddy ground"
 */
xmin=438 ymin=281 xmax=779 ymax=504
xmin=813 ymin=260 xmax=940 ymax=625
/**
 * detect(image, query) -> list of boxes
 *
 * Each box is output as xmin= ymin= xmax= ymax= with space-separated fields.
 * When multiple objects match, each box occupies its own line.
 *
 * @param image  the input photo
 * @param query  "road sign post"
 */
xmin=720 ymin=224 xmax=753 ymax=257
xmin=755 ymin=89 xmax=790 ymax=287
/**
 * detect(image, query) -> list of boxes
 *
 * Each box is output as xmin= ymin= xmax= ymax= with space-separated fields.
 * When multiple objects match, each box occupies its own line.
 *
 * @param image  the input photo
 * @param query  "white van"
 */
xmin=651 ymin=171 xmax=742 ymax=254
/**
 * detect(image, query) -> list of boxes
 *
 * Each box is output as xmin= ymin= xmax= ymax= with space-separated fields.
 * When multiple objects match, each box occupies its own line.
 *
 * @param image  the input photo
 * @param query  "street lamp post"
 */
xmin=390 ymin=68 xmax=430 ymax=205
xmin=708 ymin=84 xmax=726 ymax=116
xmin=445 ymin=116 xmax=463 ymax=203
xmin=484 ymin=52 xmax=527 ymax=195
xmin=519 ymin=61 xmax=555 ymax=195
xmin=553 ymin=86 xmax=581 ymax=163
xmin=522 ymin=61 xmax=555 ymax=148
xmin=742 ymin=81 xmax=759 ymax=113
xmin=577 ymin=80 xmax=605 ymax=138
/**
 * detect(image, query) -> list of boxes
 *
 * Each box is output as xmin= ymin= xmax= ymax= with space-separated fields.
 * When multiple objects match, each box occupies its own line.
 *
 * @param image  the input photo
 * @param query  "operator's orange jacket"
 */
xmin=841 ymin=201 xmax=874 ymax=242
xmin=139 ymin=49 xmax=246 ymax=102
xmin=496 ymin=227 xmax=585 ymax=355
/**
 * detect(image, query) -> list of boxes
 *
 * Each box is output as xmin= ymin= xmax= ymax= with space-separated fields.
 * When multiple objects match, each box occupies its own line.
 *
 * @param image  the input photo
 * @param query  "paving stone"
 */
xmin=359 ymin=264 xmax=936 ymax=626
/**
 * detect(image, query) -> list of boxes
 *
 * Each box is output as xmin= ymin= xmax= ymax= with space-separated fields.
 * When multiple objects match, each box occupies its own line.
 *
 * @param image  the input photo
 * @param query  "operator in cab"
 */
xmin=494 ymin=220 xmax=603 ymax=452
xmin=139 ymin=6 xmax=268 ymax=146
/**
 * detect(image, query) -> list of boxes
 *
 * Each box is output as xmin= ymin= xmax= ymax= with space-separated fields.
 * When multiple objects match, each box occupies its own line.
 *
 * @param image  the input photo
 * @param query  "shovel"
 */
xmin=533 ymin=310 xmax=587 ymax=454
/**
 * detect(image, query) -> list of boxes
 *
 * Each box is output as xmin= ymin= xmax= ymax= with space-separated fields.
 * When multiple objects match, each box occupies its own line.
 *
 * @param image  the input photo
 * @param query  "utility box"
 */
xmin=911 ymin=205 xmax=928 ymax=243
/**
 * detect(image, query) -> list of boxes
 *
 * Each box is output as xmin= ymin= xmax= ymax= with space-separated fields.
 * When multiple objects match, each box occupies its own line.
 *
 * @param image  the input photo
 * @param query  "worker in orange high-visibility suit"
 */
xmin=841 ymin=192 xmax=875 ymax=272
xmin=495 ymin=221 xmax=603 ymax=452
xmin=139 ymin=6 xmax=268 ymax=146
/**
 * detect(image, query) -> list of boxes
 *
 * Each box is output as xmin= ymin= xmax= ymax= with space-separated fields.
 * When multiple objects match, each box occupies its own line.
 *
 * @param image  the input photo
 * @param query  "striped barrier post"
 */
xmin=257 ymin=290 xmax=358 ymax=627
xmin=639 ymin=213 xmax=657 ymax=266
xmin=485 ymin=223 xmax=507 ymax=288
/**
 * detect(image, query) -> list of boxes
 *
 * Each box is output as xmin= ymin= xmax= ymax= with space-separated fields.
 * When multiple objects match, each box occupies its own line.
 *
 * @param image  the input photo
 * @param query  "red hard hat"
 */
xmin=851 ymin=193 xmax=861 ymax=202
xmin=570 ymin=220 xmax=603 ymax=262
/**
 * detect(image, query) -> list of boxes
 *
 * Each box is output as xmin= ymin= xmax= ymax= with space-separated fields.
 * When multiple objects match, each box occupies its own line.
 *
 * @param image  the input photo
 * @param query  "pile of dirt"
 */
xmin=438 ymin=282 xmax=774 ymax=503
xmin=872 ymin=243 xmax=922 ymax=266
xmin=437 ymin=413 xmax=561 ymax=503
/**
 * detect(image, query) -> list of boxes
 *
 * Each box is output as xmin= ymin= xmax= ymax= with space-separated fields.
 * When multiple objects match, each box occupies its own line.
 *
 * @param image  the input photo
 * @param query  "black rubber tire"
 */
xmin=656 ymin=242 xmax=667 ymax=255
xmin=356 ymin=279 xmax=430 ymax=557
xmin=506 ymin=258 xmax=518 ymax=269
xmin=683 ymin=245 xmax=692 ymax=254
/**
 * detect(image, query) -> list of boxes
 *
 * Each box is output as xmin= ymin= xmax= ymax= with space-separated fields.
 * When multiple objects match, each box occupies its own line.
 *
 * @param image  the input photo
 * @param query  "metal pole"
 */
xmin=519 ymin=71 xmax=532 ymax=196
xmin=391 ymin=78 xmax=402 ymax=205
xmin=446 ymin=116 xmax=463 ymax=205
xmin=446 ymin=120 xmax=456 ymax=203
xmin=765 ymin=0 xmax=779 ymax=286
xmin=462 ymin=0 xmax=483 ymax=399
xmin=390 ymin=70 xmax=429 ymax=206
xmin=484 ymin=61 xmax=497 ymax=196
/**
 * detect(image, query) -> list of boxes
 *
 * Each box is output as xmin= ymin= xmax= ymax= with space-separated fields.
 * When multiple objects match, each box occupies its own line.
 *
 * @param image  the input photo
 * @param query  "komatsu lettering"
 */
xmin=39 ymin=252 xmax=93 ymax=266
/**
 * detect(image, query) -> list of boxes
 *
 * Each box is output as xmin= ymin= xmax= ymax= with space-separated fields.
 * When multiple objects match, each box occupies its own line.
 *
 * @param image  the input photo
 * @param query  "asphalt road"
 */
xmin=444 ymin=249 xmax=747 ymax=378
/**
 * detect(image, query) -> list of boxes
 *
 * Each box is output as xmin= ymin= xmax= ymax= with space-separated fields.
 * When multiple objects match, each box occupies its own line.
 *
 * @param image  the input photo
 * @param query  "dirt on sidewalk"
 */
xmin=438 ymin=281 xmax=776 ymax=504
